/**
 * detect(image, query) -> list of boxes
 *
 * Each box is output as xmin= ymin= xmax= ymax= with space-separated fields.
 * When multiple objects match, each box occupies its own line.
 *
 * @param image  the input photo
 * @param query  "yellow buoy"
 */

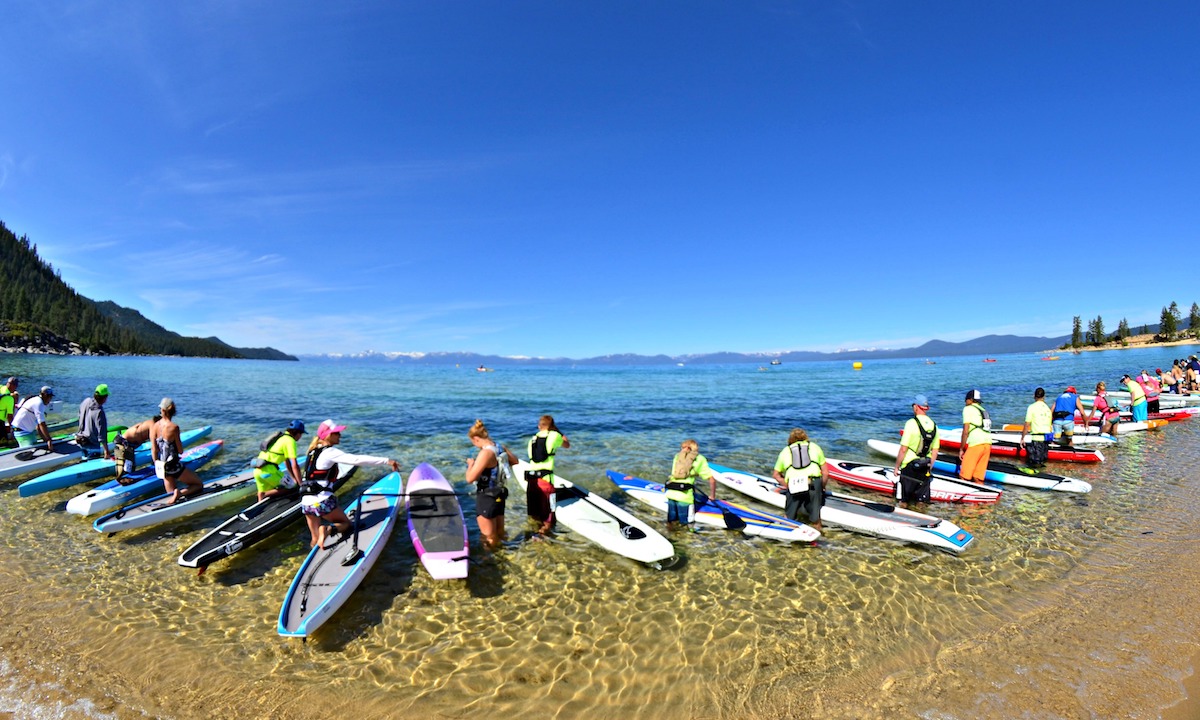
xmin=852 ymin=361 xmax=863 ymax=370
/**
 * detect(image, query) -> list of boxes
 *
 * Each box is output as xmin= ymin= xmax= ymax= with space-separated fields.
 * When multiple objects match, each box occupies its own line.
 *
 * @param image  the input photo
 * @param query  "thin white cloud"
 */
xmin=181 ymin=300 xmax=518 ymax=355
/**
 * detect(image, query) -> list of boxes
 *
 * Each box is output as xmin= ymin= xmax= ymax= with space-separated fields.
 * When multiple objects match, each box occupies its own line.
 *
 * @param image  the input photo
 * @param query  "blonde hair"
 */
xmin=788 ymin=428 xmax=809 ymax=444
xmin=672 ymin=439 xmax=699 ymax=479
xmin=1095 ymin=381 xmax=1106 ymax=392
xmin=468 ymin=419 xmax=490 ymax=440
xmin=538 ymin=415 xmax=559 ymax=432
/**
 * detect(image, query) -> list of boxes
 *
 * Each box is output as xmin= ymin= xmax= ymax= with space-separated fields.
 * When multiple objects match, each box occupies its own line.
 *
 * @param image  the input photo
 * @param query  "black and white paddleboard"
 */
xmin=178 ymin=464 xmax=356 ymax=572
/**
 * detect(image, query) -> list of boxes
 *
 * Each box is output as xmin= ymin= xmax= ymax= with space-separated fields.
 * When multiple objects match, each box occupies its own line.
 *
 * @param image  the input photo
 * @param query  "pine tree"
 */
xmin=1160 ymin=305 xmax=1178 ymax=341
xmin=1091 ymin=316 xmax=1105 ymax=346
xmin=1071 ymin=316 xmax=1083 ymax=348
xmin=1189 ymin=302 xmax=1200 ymax=338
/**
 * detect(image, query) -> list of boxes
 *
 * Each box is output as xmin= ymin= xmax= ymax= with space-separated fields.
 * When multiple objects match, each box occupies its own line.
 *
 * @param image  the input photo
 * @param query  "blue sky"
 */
xmin=2 ymin=2 xmax=1197 ymax=358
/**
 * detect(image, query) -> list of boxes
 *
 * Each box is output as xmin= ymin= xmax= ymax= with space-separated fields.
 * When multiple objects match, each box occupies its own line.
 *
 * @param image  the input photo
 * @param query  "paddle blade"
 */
xmin=722 ymin=510 xmax=747 ymax=530
xmin=620 ymin=525 xmax=647 ymax=540
xmin=695 ymin=487 xmax=747 ymax=530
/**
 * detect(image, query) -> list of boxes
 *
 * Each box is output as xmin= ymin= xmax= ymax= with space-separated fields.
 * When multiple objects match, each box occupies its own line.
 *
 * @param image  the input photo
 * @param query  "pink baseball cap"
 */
xmin=317 ymin=419 xmax=347 ymax=439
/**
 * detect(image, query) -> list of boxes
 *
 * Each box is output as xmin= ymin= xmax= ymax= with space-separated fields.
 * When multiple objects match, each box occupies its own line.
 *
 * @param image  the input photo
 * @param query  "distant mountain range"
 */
xmin=303 ymin=333 xmax=1079 ymax=366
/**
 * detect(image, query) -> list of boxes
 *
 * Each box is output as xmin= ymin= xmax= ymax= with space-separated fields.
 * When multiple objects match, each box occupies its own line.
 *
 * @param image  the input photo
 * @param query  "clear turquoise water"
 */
xmin=0 ymin=347 xmax=1197 ymax=719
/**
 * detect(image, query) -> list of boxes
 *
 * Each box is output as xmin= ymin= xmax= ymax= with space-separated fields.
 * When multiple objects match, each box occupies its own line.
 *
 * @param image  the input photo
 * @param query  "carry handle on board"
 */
xmin=15 ymin=447 xmax=54 ymax=462
xmin=559 ymin=484 xmax=647 ymax=540
xmin=338 ymin=488 xmax=464 ymax=566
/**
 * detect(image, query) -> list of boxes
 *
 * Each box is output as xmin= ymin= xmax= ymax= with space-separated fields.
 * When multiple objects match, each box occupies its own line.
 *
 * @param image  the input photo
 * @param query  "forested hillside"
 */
xmin=0 ymin=221 xmax=295 ymax=360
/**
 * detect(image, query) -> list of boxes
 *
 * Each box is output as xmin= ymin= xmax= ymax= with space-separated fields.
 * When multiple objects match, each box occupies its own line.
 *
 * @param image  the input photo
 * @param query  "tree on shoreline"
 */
xmin=1114 ymin=318 xmax=1130 ymax=344
xmin=1190 ymin=303 xmax=1200 ymax=339
xmin=1159 ymin=303 xmax=1179 ymax=341
xmin=1087 ymin=316 xmax=1106 ymax=347
xmin=1070 ymin=316 xmax=1082 ymax=349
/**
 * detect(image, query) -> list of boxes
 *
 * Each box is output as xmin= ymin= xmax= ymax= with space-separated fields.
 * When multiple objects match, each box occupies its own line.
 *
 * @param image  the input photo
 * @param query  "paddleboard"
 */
xmin=825 ymin=458 xmax=1001 ymax=504
xmin=985 ymin=428 xmax=1114 ymax=447
xmin=607 ymin=471 xmax=820 ymax=543
xmin=20 ymin=426 xmax=212 ymax=497
xmin=0 ymin=427 xmax=126 ymax=483
xmin=930 ymin=428 xmax=1104 ymax=464
xmin=1003 ymin=421 xmax=1156 ymax=435
xmin=867 ymin=439 xmax=1092 ymax=493
xmin=0 ymin=419 xmax=96 ymax=457
xmin=709 ymin=463 xmax=974 ymax=553
xmin=1081 ymin=391 xmax=1199 ymax=408
xmin=406 ymin=463 xmax=469 ymax=580
xmin=277 ymin=470 xmax=404 ymax=638
xmin=177 ymin=465 xmax=357 ymax=571
xmin=512 ymin=462 xmax=674 ymax=565
xmin=93 ymin=466 xmax=257 ymax=534
xmin=66 ymin=439 xmax=224 ymax=516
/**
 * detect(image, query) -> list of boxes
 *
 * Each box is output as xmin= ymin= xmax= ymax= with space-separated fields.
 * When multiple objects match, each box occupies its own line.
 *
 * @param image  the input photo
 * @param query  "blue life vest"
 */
xmin=1053 ymin=393 xmax=1077 ymax=418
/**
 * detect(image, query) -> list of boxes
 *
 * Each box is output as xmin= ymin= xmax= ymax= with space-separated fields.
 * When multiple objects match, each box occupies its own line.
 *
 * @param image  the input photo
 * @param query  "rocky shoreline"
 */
xmin=0 ymin=323 xmax=96 ymax=356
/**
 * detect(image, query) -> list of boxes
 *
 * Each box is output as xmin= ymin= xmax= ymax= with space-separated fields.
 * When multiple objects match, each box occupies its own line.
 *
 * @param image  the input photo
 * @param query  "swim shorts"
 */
xmin=301 ymin=491 xmax=338 ymax=516
xmin=475 ymin=489 xmax=506 ymax=519
xmin=666 ymin=498 xmax=694 ymax=525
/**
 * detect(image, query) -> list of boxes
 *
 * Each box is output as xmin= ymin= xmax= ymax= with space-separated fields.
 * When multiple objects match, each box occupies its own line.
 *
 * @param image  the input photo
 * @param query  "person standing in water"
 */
xmin=76 ymin=383 xmax=112 ymax=460
xmin=1019 ymin=388 xmax=1053 ymax=469
xmin=524 ymin=415 xmax=570 ymax=535
xmin=1050 ymin=386 xmax=1088 ymax=447
xmin=959 ymin=389 xmax=992 ymax=482
xmin=772 ymin=428 xmax=826 ymax=531
xmin=1091 ymin=382 xmax=1122 ymax=437
xmin=0 ymin=376 xmax=18 ymax=445
xmin=465 ymin=419 xmax=518 ymax=549
xmin=894 ymin=395 xmax=938 ymax=506
xmin=663 ymin=438 xmax=719 ymax=532
xmin=1121 ymin=375 xmax=1148 ymax=422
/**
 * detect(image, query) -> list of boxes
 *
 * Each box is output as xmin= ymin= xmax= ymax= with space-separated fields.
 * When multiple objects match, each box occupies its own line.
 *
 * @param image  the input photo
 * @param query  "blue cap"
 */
xmin=40 ymin=385 xmax=54 ymax=397
xmin=287 ymin=420 xmax=306 ymax=433
xmin=913 ymin=394 xmax=929 ymax=408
